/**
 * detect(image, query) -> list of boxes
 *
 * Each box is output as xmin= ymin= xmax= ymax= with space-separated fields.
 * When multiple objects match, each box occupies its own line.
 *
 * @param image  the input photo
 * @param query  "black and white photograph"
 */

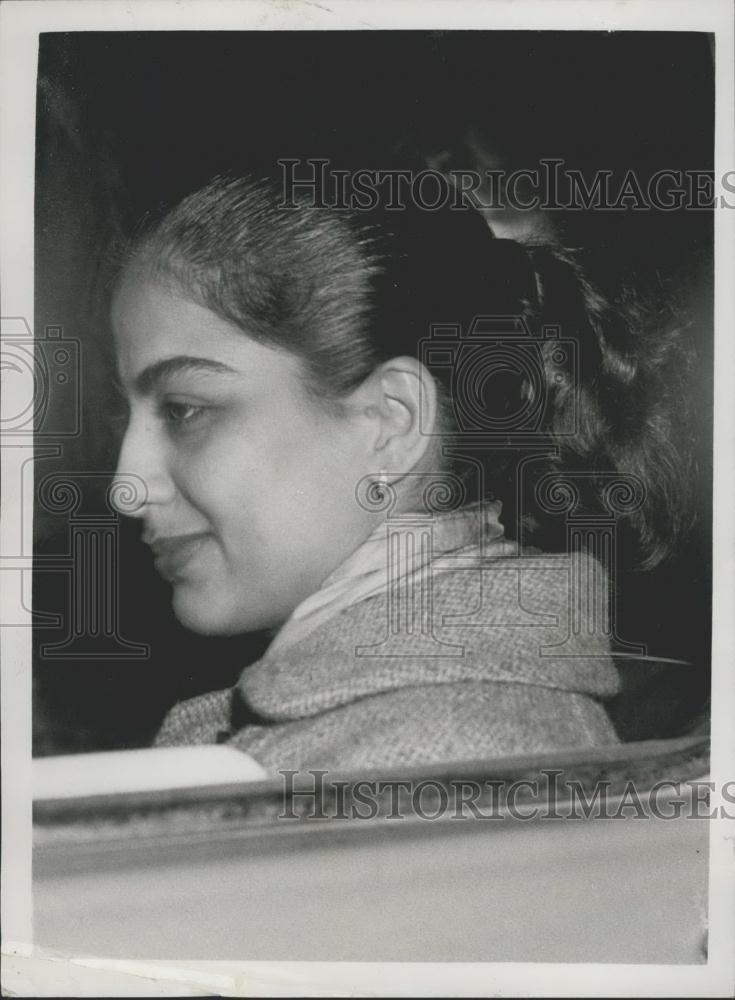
xmin=1 ymin=0 xmax=734 ymax=995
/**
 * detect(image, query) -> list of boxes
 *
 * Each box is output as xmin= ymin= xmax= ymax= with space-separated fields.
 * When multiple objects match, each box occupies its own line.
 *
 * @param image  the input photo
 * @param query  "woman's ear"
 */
xmin=351 ymin=357 xmax=439 ymax=478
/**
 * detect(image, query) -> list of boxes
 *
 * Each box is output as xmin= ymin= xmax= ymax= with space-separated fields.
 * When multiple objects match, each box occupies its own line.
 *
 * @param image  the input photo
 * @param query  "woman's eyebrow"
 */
xmin=131 ymin=356 xmax=239 ymax=396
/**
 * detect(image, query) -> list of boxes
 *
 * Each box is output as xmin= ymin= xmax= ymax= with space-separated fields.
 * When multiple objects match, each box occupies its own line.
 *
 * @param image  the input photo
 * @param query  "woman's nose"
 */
xmin=110 ymin=415 xmax=176 ymax=518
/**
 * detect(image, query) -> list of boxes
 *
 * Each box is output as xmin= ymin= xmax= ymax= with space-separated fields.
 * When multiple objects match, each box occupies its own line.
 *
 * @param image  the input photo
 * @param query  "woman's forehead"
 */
xmin=112 ymin=276 xmax=301 ymax=387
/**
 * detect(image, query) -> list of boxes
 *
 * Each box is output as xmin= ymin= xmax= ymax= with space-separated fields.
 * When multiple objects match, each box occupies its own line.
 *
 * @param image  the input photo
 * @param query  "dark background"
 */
xmin=33 ymin=31 xmax=714 ymax=754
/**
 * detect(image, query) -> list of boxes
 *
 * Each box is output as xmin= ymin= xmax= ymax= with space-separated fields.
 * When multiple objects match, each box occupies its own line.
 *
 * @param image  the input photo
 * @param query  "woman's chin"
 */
xmin=170 ymin=584 xmax=274 ymax=637
xmin=171 ymin=587 xmax=242 ymax=637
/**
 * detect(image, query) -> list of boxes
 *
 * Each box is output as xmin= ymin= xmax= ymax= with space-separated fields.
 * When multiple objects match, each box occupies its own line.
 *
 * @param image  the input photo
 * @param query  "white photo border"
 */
xmin=1 ymin=1 xmax=733 ymax=996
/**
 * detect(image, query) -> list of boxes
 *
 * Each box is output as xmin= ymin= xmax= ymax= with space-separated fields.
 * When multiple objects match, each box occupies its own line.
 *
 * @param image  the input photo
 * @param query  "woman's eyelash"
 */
xmin=160 ymin=401 xmax=209 ymax=427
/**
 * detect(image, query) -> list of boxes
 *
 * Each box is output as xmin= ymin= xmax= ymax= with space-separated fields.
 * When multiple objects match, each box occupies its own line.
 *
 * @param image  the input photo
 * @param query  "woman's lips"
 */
xmin=148 ymin=532 xmax=210 ymax=580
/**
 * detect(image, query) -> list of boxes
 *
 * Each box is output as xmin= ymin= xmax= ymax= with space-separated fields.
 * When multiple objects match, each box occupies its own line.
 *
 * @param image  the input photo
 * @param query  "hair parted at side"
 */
xmin=118 ymin=173 xmax=697 ymax=569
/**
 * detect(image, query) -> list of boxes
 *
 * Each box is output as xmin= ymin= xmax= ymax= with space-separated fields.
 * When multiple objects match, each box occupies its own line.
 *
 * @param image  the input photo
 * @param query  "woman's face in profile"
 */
xmin=111 ymin=273 xmax=377 ymax=635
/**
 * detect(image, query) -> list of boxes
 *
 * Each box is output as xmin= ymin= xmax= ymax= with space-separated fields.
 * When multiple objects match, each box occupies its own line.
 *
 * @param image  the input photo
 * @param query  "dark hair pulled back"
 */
xmin=122 ymin=174 xmax=696 ymax=568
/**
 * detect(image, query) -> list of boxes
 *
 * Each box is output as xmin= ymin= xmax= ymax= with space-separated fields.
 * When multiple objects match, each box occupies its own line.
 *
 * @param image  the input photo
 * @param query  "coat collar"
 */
xmin=265 ymin=500 xmax=511 ymax=657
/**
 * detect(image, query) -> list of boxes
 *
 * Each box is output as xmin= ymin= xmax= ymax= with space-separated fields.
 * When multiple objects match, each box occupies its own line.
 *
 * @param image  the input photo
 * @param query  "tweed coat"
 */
xmin=156 ymin=543 xmax=621 ymax=773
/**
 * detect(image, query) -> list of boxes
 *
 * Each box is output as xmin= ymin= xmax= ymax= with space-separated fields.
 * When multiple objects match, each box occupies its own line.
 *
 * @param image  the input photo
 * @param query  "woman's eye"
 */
xmin=160 ymin=401 xmax=208 ymax=428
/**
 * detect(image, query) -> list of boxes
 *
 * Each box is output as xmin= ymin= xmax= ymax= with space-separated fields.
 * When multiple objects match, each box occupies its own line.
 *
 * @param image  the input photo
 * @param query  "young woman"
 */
xmin=111 ymin=175 xmax=693 ymax=771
